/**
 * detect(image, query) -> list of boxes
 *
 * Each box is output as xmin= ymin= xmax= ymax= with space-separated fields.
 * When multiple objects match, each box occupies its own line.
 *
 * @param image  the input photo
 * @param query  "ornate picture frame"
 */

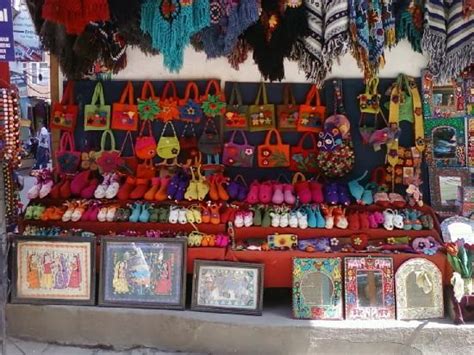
xmin=292 ymin=257 xmax=343 ymax=320
xmin=395 ymin=258 xmax=444 ymax=320
xmin=11 ymin=236 xmax=96 ymax=305
xmin=191 ymin=260 xmax=264 ymax=315
xmin=429 ymin=167 xmax=470 ymax=216
xmin=344 ymin=257 xmax=395 ymax=320
xmin=99 ymin=237 xmax=186 ymax=310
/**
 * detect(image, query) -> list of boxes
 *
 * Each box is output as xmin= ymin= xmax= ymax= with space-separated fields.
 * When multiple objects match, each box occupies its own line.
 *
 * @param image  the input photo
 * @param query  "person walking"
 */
xmin=33 ymin=121 xmax=50 ymax=170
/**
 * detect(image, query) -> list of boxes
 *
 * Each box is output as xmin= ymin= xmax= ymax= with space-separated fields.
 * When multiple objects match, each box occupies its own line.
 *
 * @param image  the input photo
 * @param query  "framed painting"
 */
xmin=395 ymin=258 xmax=444 ymax=320
xmin=429 ymin=167 xmax=470 ymax=216
xmin=344 ymin=257 xmax=395 ymax=320
xmin=99 ymin=237 xmax=186 ymax=310
xmin=191 ymin=260 xmax=264 ymax=315
xmin=11 ymin=236 xmax=95 ymax=305
xmin=292 ymin=258 xmax=343 ymax=320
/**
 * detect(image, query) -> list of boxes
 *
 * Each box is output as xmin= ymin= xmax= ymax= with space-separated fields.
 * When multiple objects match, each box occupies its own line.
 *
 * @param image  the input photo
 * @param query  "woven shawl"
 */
xmin=423 ymin=0 xmax=474 ymax=80
xmin=395 ymin=0 xmax=423 ymax=52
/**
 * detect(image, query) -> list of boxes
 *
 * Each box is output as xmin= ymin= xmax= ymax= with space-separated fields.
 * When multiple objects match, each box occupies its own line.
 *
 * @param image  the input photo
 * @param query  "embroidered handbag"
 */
xmin=297 ymin=85 xmax=326 ymax=132
xmin=290 ymin=132 xmax=319 ymax=173
xmin=224 ymin=83 xmax=249 ymax=130
xmin=258 ymin=129 xmax=290 ymax=168
xmin=178 ymin=82 xmax=203 ymax=123
xmin=200 ymin=79 xmax=226 ymax=118
xmin=94 ymin=129 xmax=123 ymax=174
xmin=119 ymin=131 xmax=138 ymax=175
xmin=157 ymin=81 xmax=179 ymax=122
xmin=135 ymin=120 xmax=157 ymax=160
xmin=198 ymin=118 xmax=222 ymax=155
xmin=137 ymin=81 xmax=160 ymax=121
xmin=56 ymin=131 xmax=80 ymax=174
xmin=157 ymin=121 xmax=180 ymax=159
xmin=277 ymin=84 xmax=299 ymax=131
xmin=179 ymin=123 xmax=199 ymax=164
xmin=359 ymin=77 xmax=387 ymax=145
xmin=84 ymin=82 xmax=111 ymax=131
xmin=223 ymin=131 xmax=255 ymax=167
xmin=112 ymin=81 xmax=139 ymax=131
xmin=248 ymin=82 xmax=275 ymax=132
xmin=358 ymin=77 xmax=381 ymax=114
xmin=51 ymin=81 xmax=78 ymax=131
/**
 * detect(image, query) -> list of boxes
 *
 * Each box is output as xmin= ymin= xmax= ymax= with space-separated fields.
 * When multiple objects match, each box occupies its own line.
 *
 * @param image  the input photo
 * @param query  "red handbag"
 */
xmin=157 ymin=81 xmax=179 ymax=122
xmin=257 ymin=129 xmax=290 ymax=168
xmin=178 ymin=82 xmax=203 ymax=123
xmin=51 ymin=81 xmax=78 ymax=131
xmin=112 ymin=81 xmax=138 ymax=131
xmin=56 ymin=131 xmax=80 ymax=174
xmin=277 ymin=84 xmax=299 ymax=131
xmin=119 ymin=131 xmax=138 ymax=175
xmin=297 ymin=85 xmax=326 ymax=133
xmin=135 ymin=120 xmax=156 ymax=160
xmin=290 ymin=132 xmax=319 ymax=173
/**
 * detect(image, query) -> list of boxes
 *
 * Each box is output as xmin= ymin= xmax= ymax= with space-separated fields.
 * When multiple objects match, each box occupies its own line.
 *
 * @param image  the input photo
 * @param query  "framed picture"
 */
xmin=292 ymin=258 xmax=343 ymax=320
xmin=191 ymin=260 xmax=264 ymax=315
xmin=99 ymin=237 xmax=186 ymax=310
xmin=344 ymin=257 xmax=395 ymax=320
xmin=11 ymin=237 xmax=95 ymax=305
xmin=395 ymin=258 xmax=444 ymax=320
xmin=429 ymin=167 xmax=470 ymax=215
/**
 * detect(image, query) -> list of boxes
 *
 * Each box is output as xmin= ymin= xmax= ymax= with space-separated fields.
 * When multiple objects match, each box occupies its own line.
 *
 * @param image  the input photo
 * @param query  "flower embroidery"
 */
xmin=97 ymin=151 xmax=123 ymax=173
xmin=201 ymin=94 xmax=226 ymax=117
xmin=138 ymin=98 xmax=160 ymax=121
xmin=81 ymin=151 xmax=99 ymax=171
xmin=244 ymin=148 xmax=253 ymax=156
xmin=179 ymin=99 xmax=203 ymax=123
xmin=57 ymin=153 xmax=79 ymax=173
xmin=330 ymin=238 xmax=339 ymax=246
xmin=158 ymin=99 xmax=179 ymax=122
xmin=261 ymin=149 xmax=271 ymax=157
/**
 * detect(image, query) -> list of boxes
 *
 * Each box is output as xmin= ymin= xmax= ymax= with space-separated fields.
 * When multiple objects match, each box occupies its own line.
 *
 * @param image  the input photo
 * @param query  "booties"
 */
xmin=130 ymin=178 xmax=149 ymax=199
xmin=309 ymin=181 xmax=324 ymax=204
xmin=105 ymin=173 xmax=120 ymax=199
xmin=348 ymin=171 xmax=368 ymax=203
xmin=144 ymin=177 xmax=160 ymax=201
xmin=306 ymin=206 xmax=317 ymax=228
xmin=283 ymin=184 xmax=296 ymax=204
xmin=216 ymin=175 xmax=230 ymax=201
xmin=294 ymin=180 xmax=312 ymax=204
xmin=348 ymin=211 xmax=360 ymax=230
xmin=246 ymin=181 xmax=260 ymax=204
xmin=338 ymin=184 xmax=351 ymax=206
xmin=314 ymin=206 xmax=326 ymax=228
xmin=272 ymin=184 xmax=285 ymax=205
xmin=237 ymin=184 xmax=249 ymax=202
xmin=49 ymin=178 xmax=64 ymax=199
xmin=324 ymin=183 xmax=339 ymax=205
xmin=227 ymin=180 xmax=241 ymax=200
xmin=259 ymin=182 xmax=273 ymax=204
xmin=359 ymin=211 xmax=370 ymax=229
xmin=208 ymin=175 xmax=220 ymax=201
xmin=156 ymin=176 xmax=171 ymax=201
xmin=118 ymin=176 xmax=136 ymax=200
xmin=27 ymin=175 xmax=42 ymax=199
xmin=38 ymin=171 xmax=54 ymax=199
xmin=71 ymin=170 xmax=91 ymax=196
xmin=334 ymin=207 xmax=348 ymax=229
xmin=174 ymin=173 xmax=190 ymax=201
xmin=81 ymin=179 xmax=99 ymax=199
xmin=129 ymin=203 xmax=142 ymax=223
xmin=94 ymin=173 xmax=111 ymax=199
xmin=59 ymin=177 xmax=72 ymax=199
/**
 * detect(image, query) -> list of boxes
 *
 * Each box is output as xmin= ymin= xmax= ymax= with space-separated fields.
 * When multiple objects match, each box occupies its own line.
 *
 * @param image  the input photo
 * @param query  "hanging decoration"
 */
xmin=394 ymin=0 xmax=424 ymax=53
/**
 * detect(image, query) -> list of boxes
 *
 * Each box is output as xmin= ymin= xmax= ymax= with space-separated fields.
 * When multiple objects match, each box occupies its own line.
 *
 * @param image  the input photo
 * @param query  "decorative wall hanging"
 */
xmin=257 ymin=129 xmax=290 ymax=168
xmin=112 ymin=82 xmax=139 ymax=131
xmin=225 ymin=83 xmax=249 ymax=130
xmin=395 ymin=258 xmax=444 ymax=320
xmin=248 ymin=82 xmax=275 ymax=131
xmin=344 ymin=257 xmax=396 ymax=320
xmin=440 ymin=216 xmax=474 ymax=244
xmin=84 ymin=82 xmax=111 ymax=131
xmin=11 ymin=237 xmax=96 ymax=305
xmin=277 ymin=84 xmax=299 ymax=131
xmin=191 ymin=260 xmax=264 ymax=315
xmin=293 ymin=258 xmax=343 ymax=320
xmin=394 ymin=0 xmax=423 ymax=53
xmin=429 ymin=166 xmax=470 ymax=216
xmin=51 ymin=81 xmax=78 ymax=131
xmin=99 ymin=238 xmax=186 ymax=310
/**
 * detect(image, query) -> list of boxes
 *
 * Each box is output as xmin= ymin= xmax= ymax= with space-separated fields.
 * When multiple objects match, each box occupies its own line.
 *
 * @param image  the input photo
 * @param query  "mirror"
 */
xmin=439 ymin=175 xmax=462 ymax=206
xmin=432 ymin=126 xmax=457 ymax=159
xmin=356 ymin=271 xmax=383 ymax=307
xmin=430 ymin=167 xmax=470 ymax=216
xmin=441 ymin=216 xmax=474 ymax=243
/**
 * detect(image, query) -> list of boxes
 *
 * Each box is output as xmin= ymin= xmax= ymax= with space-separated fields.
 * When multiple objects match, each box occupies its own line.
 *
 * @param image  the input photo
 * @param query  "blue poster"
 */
xmin=0 ymin=0 xmax=14 ymax=61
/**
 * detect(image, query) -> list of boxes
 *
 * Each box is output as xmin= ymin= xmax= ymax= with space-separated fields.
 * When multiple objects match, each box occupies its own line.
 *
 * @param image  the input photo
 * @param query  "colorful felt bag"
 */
xmin=257 ymin=129 xmax=290 ymax=168
xmin=119 ymin=131 xmax=138 ymax=175
xmin=277 ymin=84 xmax=299 ymax=131
xmin=84 ymin=82 xmax=111 ymax=131
xmin=112 ymin=81 xmax=139 ymax=131
xmin=157 ymin=121 xmax=180 ymax=159
xmin=223 ymin=131 xmax=255 ymax=167
xmin=178 ymin=82 xmax=203 ymax=123
xmin=56 ymin=131 xmax=80 ymax=174
xmin=200 ymin=80 xmax=226 ymax=118
xmin=179 ymin=123 xmax=199 ymax=164
xmin=290 ymin=132 xmax=319 ymax=173
xmin=198 ymin=118 xmax=222 ymax=155
xmin=135 ymin=120 xmax=157 ymax=160
xmin=358 ymin=77 xmax=381 ymax=114
xmin=137 ymin=81 xmax=160 ymax=121
xmin=51 ymin=81 xmax=78 ymax=131
xmin=157 ymin=81 xmax=180 ymax=122
xmin=249 ymin=82 xmax=275 ymax=132
xmin=94 ymin=129 xmax=123 ymax=174
xmin=224 ymin=83 xmax=249 ymax=130
xmin=297 ymin=85 xmax=326 ymax=132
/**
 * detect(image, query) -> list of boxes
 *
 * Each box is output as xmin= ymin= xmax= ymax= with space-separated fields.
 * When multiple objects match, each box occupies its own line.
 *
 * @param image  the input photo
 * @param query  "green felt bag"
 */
xmin=84 ymin=82 xmax=111 ymax=131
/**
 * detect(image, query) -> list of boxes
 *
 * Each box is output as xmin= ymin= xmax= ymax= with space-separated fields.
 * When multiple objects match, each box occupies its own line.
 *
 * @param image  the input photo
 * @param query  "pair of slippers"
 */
xmin=324 ymin=183 xmax=351 ymax=206
xmin=227 ymin=179 xmax=248 ymax=201
xmin=348 ymin=171 xmax=377 ymax=205
xmin=168 ymin=171 xmax=190 ymax=201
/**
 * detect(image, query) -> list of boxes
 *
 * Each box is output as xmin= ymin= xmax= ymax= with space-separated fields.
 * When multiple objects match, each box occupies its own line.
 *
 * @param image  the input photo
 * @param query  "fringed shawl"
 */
xmin=395 ymin=0 xmax=424 ymax=52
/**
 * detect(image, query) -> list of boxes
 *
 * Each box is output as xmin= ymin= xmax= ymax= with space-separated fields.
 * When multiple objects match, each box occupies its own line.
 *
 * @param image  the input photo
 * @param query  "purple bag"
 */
xmin=223 ymin=130 xmax=255 ymax=167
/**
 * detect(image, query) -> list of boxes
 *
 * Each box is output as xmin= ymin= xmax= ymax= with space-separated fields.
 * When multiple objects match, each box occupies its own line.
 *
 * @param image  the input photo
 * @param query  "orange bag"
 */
xmin=111 ymin=82 xmax=138 ymax=131
xmin=297 ymin=85 xmax=326 ymax=133
xmin=157 ymin=81 xmax=179 ymax=122
xmin=257 ymin=129 xmax=290 ymax=168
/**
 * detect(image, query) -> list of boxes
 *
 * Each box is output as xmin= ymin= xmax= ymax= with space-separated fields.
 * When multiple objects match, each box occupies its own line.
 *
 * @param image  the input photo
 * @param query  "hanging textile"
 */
xmin=227 ymin=37 xmax=252 ymax=70
xmin=394 ymin=0 xmax=424 ymax=53
xmin=140 ymin=0 xmax=211 ymax=72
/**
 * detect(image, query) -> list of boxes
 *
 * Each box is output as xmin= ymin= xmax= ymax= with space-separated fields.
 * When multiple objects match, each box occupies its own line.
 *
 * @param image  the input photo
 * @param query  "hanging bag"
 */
xmin=257 ymin=129 xmax=290 ymax=168
xmin=119 ymin=131 xmax=138 ymax=175
xmin=224 ymin=83 xmax=249 ymax=130
xmin=157 ymin=81 xmax=180 ymax=122
xmin=56 ymin=131 xmax=81 ymax=174
xmin=223 ymin=131 xmax=255 ymax=167
xmin=51 ymin=81 xmax=78 ymax=131
xmin=84 ymin=82 xmax=111 ymax=131
xmin=248 ymin=82 xmax=275 ymax=131
xmin=290 ymin=132 xmax=319 ymax=173
xmin=277 ymin=84 xmax=299 ymax=131
xmin=297 ymin=85 xmax=326 ymax=132
xmin=157 ymin=121 xmax=180 ymax=159
xmin=135 ymin=120 xmax=157 ymax=160
xmin=95 ymin=129 xmax=123 ymax=173
xmin=358 ymin=77 xmax=387 ymax=145
xmin=137 ymin=81 xmax=160 ymax=121
xmin=200 ymin=80 xmax=226 ymax=118
xmin=112 ymin=81 xmax=139 ymax=131
xmin=178 ymin=82 xmax=203 ymax=123
xmin=179 ymin=123 xmax=199 ymax=164
xmin=198 ymin=118 xmax=222 ymax=155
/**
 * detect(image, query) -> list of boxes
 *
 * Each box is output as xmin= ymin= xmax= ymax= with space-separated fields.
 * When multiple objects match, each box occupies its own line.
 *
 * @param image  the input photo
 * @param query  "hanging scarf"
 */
xmin=423 ymin=0 xmax=474 ymax=80
xmin=140 ymin=0 xmax=211 ymax=72
xmin=394 ymin=0 xmax=424 ymax=53
xmin=227 ymin=37 xmax=252 ymax=69
xmin=382 ymin=0 xmax=396 ymax=47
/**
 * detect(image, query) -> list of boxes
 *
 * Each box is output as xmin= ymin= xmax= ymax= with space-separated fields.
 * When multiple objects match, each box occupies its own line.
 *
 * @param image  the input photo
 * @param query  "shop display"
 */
xmin=11 ymin=237 xmax=96 ymax=305
xmin=99 ymin=238 xmax=187 ymax=309
xmin=429 ymin=167 xmax=470 ymax=216
xmin=395 ymin=258 xmax=444 ymax=320
xmin=191 ymin=260 xmax=264 ymax=315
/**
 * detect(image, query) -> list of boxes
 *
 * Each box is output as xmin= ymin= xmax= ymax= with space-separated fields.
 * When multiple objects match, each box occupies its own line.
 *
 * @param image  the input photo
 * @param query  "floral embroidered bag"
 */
xmin=223 ymin=131 xmax=255 ymax=167
xmin=157 ymin=81 xmax=179 ymax=122
xmin=112 ymin=81 xmax=139 ymax=131
xmin=51 ymin=81 xmax=78 ymax=131
xmin=94 ymin=129 xmax=123 ymax=173
xmin=290 ymin=132 xmax=319 ymax=173
xmin=297 ymin=85 xmax=326 ymax=132
xmin=225 ymin=82 xmax=249 ymax=130
xmin=56 ymin=131 xmax=81 ymax=174
xmin=257 ymin=129 xmax=290 ymax=168
xmin=178 ymin=82 xmax=203 ymax=123
xmin=200 ymin=79 xmax=226 ymax=118
xmin=249 ymin=82 xmax=275 ymax=131
xmin=84 ymin=82 xmax=111 ymax=131
xmin=137 ymin=81 xmax=160 ymax=121
xmin=277 ymin=84 xmax=299 ymax=131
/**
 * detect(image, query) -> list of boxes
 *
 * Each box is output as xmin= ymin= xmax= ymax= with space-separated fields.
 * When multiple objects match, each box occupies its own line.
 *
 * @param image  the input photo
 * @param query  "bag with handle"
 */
xmin=51 ymin=81 xmax=78 ymax=131
xmin=179 ymin=82 xmax=203 ymax=123
xmin=179 ymin=123 xmax=199 ymax=164
xmin=290 ymin=132 xmax=319 ymax=173
xmin=56 ymin=131 xmax=81 ymax=174
xmin=257 ymin=129 xmax=290 ymax=168
xmin=84 ymin=82 xmax=111 ymax=131
xmin=198 ymin=118 xmax=222 ymax=155
xmin=223 ymin=131 xmax=255 ymax=167
xmin=224 ymin=83 xmax=249 ymax=130
xmin=157 ymin=81 xmax=179 ymax=122
xmin=119 ymin=131 xmax=138 ymax=175
xmin=277 ymin=84 xmax=299 ymax=131
xmin=200 ymin=79 xmax=226 ymax=118
xmin=112 ymin=81 xmax=139 ymax=131
xmin=135 ymin=120 xmax=157 ymax=160
xmin=248 ymin=82 xmax=275 ymax=131
xmin=358 ymin=78 xmax=387 ymax=145
xmin=94 ymin=129 xmax=123 ymax=173
xmin=157 ymin=121 xmax=180 ymax=159
xmin=358 ymin=77 xmax=382 ymax=114
xmin=137 ymin=81 xmax=160 ymax=121
xmin=297 ymin=85 xmax=326 ymax=132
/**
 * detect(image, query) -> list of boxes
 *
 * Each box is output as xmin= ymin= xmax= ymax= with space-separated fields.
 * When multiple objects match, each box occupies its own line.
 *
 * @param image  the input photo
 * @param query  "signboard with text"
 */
xmin=0 ymin=0 xmax=15 ymax=61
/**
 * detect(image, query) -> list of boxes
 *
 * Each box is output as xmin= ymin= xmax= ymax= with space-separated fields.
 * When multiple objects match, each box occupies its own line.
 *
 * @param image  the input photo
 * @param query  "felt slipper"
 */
xmin=208 ymin=175 xmax=220 ymax=201
xmin=118 ymin=176 xmax=136 ymax=201
xmin=174 ymin=173 xmax=190 ymax=201
xmin=283 ymin=184 xmax=296 ymax=204
xmin=243 ymin=210 xmax=253 ymax=227
xmin=234 ymin=211 xmax=244 ymax=228
xmin=130 ymin=178 xmax=150 ymax=200
xmin=251 ymin=205 xmax=263 ymax=226
xmin=289 ymin=211 xmax=298 ymax=228
xmin=139 ymin=203 xmax=151 ymax=223
xmin=361 ymin=182 xmax=377 ymax=205
xmin=94 ymin=174 xmax=111 ymax=199
xmin=358 ymin=211 xmax=370 ymax=229
xmin=321 ymin=205 xmax=335 ymax=229
xmin=261 ymin=207 xmax=272 ymax=228
xmin=297 ymin=209 xmax=308 ymax=229
xmin=309 ymin=181 xmax=324 ymax=204
xmin=59 ymin=178 xmax=72 ymax=199
xmin=27 ymin=176 xmax=42 ymax=199
xmin=348 ymin=171 xmax=368 ymax=203
xmin=383 ymin=209 xmax=395 ymax=230
xmin=334 ymin=207 xmax=348 ymax=229
xmin=306 ymin=206 xmax=317 ymax=228
xmin=210 ymin=203 xmax=221 ymax=225
xmin=71 ymin=170 xmax=91 ymax=196
xmin=105 ymin=174 xmax=121 ymax=199
xmin=81 ymin=178 xmax=99 ymax=199
xmin=324 ymin=183 xmax=339 ymax=205
xmin=315 ymin=206 xmax=326 ymax=228
xmin=39 ymin=178 xmax=53 ymax=199
xmin=155 ymin=175 xmax=171 ymax=201
xmin=144 ymin=177 xmax=160 ymax=201
xmin=129 ymin=203 xmax=142 ymax=223
xmin=167 ymin=174 xmax=181 ymax=200
xmin=237 ymin=184 xmax=249 ymax=202
xmin=348 ymin=211 xmax=360 ymax=230
xmin=272 ymin=183 xmax=285 ymax=205
xmin=217 ymin=175 xmax=230 ymax=201
xmin=337 ymin=183 xmax=351 ymax=206
xmin=201 ymin=204 xmax=211 ymax=224
xmin=196 ymin=168 xmax=210 ymax=201
xmin=149 ymin=207 xmax=159 ymax=223
xmin=374 ymin=192 xmax=390 ymax=207
xmin=294 ymin=179 xmax=312 ymax=204
xmin=389 ymin=193 xmax=406 ymax=208
xmin=246 ymin=181 xmax=260 ymax=204
xmin=259 ymin=181 xmax=273 ymax=204
xmin=62 ymin=201 xmax=76 ymax=222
